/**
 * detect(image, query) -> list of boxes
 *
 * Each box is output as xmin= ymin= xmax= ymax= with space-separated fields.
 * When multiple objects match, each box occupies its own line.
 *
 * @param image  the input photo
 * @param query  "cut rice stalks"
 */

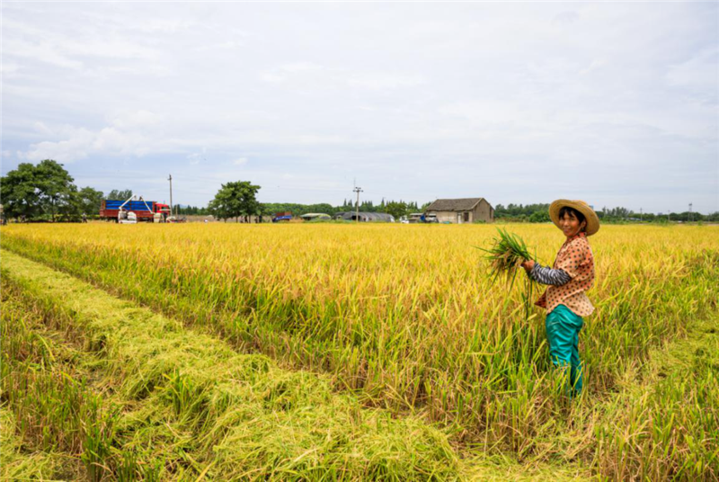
xmin=478 ymin=228 xmax=538 ymax=319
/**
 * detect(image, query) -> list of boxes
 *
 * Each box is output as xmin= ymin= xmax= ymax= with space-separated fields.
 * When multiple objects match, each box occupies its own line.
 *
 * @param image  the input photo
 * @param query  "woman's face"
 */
xmin=559 ymin=211 xmax=586 ymax=237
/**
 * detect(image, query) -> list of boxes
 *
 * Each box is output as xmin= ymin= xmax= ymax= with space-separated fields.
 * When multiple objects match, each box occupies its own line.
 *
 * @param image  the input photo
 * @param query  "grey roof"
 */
xmin=425 ymin=198 xmax=487 ymax=212
xmin=300 ymin=213 xmax=331 ymax=219
xmin=334 ymin=212 xmax=395 ymax=222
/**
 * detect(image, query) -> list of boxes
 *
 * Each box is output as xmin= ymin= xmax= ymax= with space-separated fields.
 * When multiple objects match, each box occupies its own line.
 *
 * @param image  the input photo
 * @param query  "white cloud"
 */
xmin=579 ymin=59 xmax=606 ymax=76
xmin=553 ymin=11 xmax=580 ymax=25
xmin=260 ymin=62 xmax=330 ymax=84
xmin=347 ymin=73 xmax=426 ymax=90
xmin=2 ymin=2 xmax=717 ymax=212
xmin=20 ymin=122 xmax=164 ymax=163
xmin=109 ymin=110 xmax=163 ymax=130
xmin=665 ymin=46 xmax=719 ymax=92
xmin=1 ymin=62 xmax=21 ymax=76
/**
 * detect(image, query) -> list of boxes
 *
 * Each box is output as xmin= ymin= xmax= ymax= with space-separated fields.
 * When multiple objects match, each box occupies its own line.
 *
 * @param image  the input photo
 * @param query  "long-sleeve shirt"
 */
xmin=528 ymin=263 xmax=571 ymax=286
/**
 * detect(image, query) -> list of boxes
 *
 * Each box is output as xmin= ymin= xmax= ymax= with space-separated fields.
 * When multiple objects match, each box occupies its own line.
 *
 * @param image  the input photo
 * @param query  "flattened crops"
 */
xmin=2 ymin=223 xmax=718 ymax=480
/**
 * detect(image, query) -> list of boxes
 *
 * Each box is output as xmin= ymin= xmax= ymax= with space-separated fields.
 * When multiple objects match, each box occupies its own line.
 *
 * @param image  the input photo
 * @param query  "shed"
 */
xmin=425 ymin=198 xmax=494 ymax=224
xmin=333 ymin=212 xmax=395 ymax=223
xmin=301 ymin=213 xmax=332 ymax=221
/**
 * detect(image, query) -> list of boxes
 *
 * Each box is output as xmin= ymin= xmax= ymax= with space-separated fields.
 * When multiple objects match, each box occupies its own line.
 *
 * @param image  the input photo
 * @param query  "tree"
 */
xmin=0 ymin=163 xmax=43 ymax=219
xmin=105 ymin=189 xmax=133 ymax=200
xmin=34 ymin=160 xmax=77 ymax=221
xmin=74 ymin=186 xmax=104 ymax=216
xmin=208 ymin=181 xmax=261 ymax=221
xmin=35 ymin=160 xmax=74 ymax=219
xmin=384 ymin=201 xmax=408 ymax=220
xmin=529 ymin=211 xmax=550 ymax=223
xmin=1 ymin=160 xmax=80 ymax=221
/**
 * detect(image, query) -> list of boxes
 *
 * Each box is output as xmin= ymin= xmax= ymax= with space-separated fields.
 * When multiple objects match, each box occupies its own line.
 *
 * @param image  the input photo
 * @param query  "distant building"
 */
xmin=425 ymin=198 xmax=494 ymax=224
xmin=334 ymin=212 xmax=395 ymax=222
xmin=300 ymin=213 xmax=331 ymax=221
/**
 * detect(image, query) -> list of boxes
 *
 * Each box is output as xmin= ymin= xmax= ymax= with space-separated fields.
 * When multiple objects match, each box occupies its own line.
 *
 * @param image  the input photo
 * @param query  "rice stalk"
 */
xmin=477 ymin=228 xmax=538 ymax=319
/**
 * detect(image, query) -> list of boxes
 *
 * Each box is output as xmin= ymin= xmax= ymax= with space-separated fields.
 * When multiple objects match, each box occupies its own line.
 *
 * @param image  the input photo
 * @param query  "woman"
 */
xmin=521 ymin=200 xmax=600 ymax=396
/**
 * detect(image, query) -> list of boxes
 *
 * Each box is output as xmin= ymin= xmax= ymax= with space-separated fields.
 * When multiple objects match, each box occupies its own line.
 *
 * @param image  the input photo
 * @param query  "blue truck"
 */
xmin=100 ymin=199 xmax=171 ymax=222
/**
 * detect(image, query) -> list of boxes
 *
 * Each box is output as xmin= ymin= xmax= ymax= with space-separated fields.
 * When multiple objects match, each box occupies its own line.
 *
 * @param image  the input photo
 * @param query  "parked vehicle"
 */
xmin=100 ymin=196 xmax=171 ymax=223
xmin=272 ymin=212 xmax=293 ymax=223
xmin=408 ymin=213 xmax=438 ymax=223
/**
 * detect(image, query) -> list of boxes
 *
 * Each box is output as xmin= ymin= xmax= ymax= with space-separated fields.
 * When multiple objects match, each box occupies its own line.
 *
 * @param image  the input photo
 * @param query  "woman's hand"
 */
xmin=521 ymin=260 xmax=535 ymax=272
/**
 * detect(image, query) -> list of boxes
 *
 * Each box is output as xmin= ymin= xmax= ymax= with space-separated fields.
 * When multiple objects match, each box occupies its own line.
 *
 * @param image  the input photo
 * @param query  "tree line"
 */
xmin=2 ymin=160 xmax=717 ymax=223
xmin=494 ymin=203 xmax=719 ymax=223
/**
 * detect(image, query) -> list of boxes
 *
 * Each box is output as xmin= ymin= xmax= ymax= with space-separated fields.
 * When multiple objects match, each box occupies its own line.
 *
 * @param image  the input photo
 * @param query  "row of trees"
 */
xmin=259 ymin=200 xmax=423 ymax=220
xmin=0 ymin=161 xmax=264 ymax=223
xmin=495 ymin=203 xmax=719 ymax=223
xmin=0 ymin=161 xmax=265 ymax=223
xmin=0 ymin=162 xmax=428 ymax=223
xmin=2 ymin=160 xmax=717 ymax=223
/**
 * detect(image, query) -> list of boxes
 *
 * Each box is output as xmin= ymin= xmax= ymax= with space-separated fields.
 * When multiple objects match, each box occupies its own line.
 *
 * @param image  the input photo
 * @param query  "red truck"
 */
xmin=100 ymin=198 xmax=171 ymax=223
xmin=272 ymin=211 xmax=293 ymax=222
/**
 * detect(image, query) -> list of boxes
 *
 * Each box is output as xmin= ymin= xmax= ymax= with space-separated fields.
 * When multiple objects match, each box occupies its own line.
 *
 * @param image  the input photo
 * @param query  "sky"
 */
xmin=2 ymin=2 xmax=718 ymax=214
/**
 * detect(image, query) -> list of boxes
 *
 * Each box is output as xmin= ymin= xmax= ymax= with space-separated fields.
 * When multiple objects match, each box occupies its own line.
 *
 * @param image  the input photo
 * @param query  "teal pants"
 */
xmin=546 ymin=304 xmax=584 ymax=396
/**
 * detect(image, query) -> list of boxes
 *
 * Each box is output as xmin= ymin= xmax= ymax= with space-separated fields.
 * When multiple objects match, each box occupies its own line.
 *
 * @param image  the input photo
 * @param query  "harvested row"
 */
xmin=592 ymin=314 xmax=719 ymax=481
xmin=0 ymin=249 xmax=464 ymax=480
xmin=3 ymin=223 xmax=718 ymax=455
xmin=0 ymin=294 xmax=80 ymax=481
xmin=0 ymin=408 xmax=75 ymax=481
xmin=1 ymin=287 xmax=167 ymax=480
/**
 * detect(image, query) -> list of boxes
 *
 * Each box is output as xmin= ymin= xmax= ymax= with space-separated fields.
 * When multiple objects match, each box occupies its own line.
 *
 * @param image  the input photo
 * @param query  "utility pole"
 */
xmin=640 ymin=208 xmax=643 ymax=223
xmin=353 ymin=186 xmax=363 ymax=223
xmin=168 ymin=174 xmax=173 ymax=217
xmin=689 ymin=203 xmax=693 ymax=222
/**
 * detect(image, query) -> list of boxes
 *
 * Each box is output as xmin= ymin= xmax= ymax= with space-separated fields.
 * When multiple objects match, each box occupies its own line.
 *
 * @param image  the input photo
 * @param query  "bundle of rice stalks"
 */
xmin=478 ymin=228 xmax=538 ymax=319
xmin=479 ymin=228 xmax=535 ymax=287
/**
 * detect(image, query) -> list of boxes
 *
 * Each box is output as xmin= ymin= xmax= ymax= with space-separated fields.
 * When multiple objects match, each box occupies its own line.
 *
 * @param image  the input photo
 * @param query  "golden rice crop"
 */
xmin=2 ymin=222 xmax=718 ymax=479
xmin=1 ymin=252 xmax=462 ymax=480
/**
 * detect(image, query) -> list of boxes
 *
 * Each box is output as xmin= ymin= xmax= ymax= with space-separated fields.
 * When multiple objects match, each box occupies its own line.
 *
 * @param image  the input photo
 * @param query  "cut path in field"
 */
xmin=1 ymin=285 xmax=213 ymax=480
xmin=589 ymin=311 xmax=719 ymax=480
xmin=1 ymin=249 xmax=596 ymax=480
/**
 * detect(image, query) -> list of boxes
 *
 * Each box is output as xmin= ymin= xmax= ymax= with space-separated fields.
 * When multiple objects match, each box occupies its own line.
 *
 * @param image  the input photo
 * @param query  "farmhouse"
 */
xmin=425 ymin=198 xmax=494 ymax=224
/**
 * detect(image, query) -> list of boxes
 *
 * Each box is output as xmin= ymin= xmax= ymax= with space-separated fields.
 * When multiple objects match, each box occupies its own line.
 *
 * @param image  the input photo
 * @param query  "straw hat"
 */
xmin=549 ymin=199 xmax=600 ymax=236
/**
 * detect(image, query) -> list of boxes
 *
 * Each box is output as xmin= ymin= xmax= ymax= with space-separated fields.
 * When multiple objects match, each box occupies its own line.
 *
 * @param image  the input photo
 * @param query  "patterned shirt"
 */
xmin=534 ymin=232 xmax=595 ymax=317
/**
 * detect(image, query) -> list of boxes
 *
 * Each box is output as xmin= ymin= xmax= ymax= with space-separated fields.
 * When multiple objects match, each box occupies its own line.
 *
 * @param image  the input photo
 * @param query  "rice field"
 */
xmin=1 ymin=223 xmax=718 ymax=480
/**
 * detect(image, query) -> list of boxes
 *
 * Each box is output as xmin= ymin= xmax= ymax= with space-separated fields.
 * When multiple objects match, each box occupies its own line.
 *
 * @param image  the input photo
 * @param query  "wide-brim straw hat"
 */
xmin=549 ymin=199 xmax=600 ymax=236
